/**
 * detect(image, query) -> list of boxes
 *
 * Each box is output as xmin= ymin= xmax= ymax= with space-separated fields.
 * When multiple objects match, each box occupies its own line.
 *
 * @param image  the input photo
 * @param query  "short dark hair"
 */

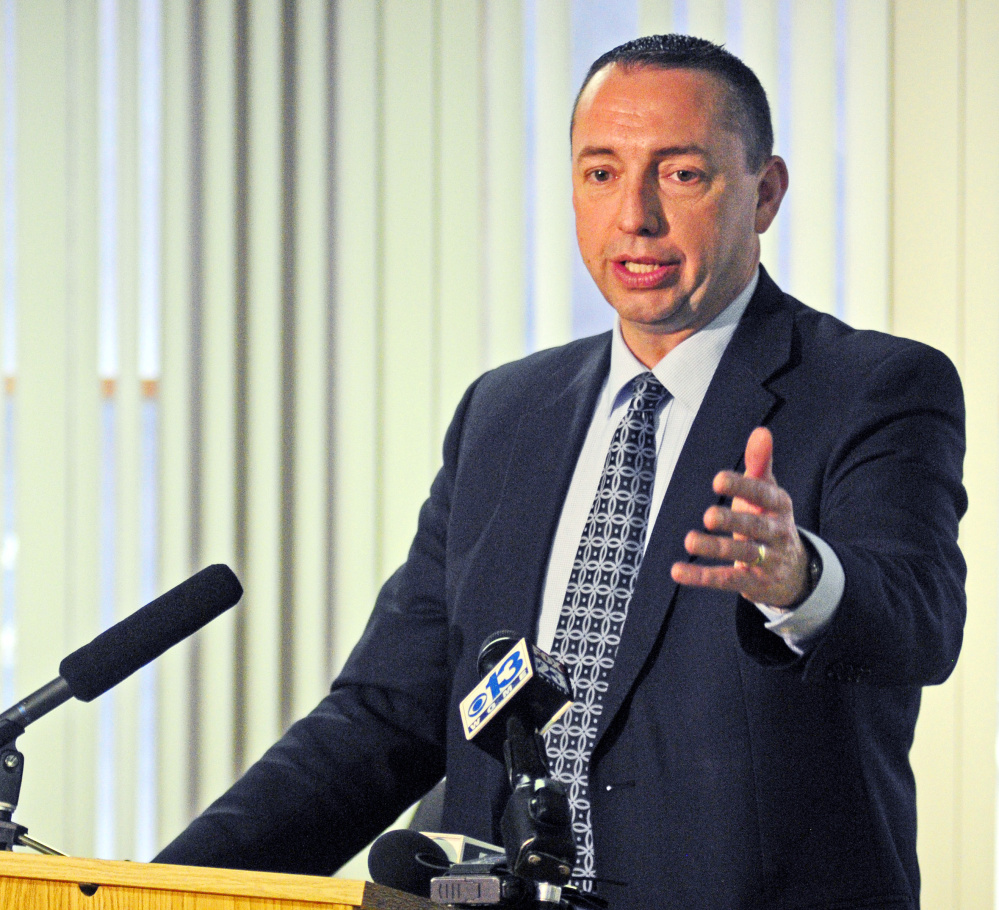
xmin=571 ymin=34 xmax=774 ymax=172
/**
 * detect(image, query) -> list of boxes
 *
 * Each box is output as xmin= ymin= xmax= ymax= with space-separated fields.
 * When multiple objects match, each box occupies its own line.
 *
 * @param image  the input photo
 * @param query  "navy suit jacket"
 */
xmin=156 ymin=269 xmax=966 ymax=910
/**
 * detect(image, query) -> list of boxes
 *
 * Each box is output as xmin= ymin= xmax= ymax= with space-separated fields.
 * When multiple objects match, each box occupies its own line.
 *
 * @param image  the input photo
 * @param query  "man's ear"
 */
xmin=754 ymin=156 xmax=789 ymax=234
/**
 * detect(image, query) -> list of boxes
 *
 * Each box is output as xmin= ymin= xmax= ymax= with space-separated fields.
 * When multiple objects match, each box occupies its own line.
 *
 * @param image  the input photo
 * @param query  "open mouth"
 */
xmin=613 ymin=258 xmax=679 ymax=287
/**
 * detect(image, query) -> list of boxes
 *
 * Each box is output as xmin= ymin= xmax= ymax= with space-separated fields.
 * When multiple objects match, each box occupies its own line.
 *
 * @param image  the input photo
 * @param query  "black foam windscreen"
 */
xmin=368 ymin=829 xmax=450 ymax=898
xmin=58 ymin=564 xmax=242 ymax=702
xmin=477 ymin=629 xmax=520 ymax=677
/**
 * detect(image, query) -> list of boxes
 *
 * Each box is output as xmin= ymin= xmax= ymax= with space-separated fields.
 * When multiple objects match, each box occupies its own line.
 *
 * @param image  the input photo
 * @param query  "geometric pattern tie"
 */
xmin=544 ymin=371 xmax=670 ymax=889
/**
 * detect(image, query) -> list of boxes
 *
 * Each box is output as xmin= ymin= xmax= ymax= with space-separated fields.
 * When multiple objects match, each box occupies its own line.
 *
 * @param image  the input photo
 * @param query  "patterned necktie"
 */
xmin=545 ymin=371 xmax=670 ymax=889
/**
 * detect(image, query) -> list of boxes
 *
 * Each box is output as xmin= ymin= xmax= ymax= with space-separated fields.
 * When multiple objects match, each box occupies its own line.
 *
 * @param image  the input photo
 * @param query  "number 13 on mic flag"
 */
xmin=459 ymin=638 xmax=574 ymax=762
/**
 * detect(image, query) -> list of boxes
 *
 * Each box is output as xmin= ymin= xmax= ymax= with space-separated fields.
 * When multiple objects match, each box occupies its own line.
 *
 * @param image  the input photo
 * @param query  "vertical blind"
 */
xmin=0 ymin=1 xmax=995 ymax=906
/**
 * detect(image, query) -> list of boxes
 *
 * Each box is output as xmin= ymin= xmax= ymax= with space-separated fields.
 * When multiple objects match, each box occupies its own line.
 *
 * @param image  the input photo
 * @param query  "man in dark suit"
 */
xmin=155 ymin=35 xmax=965 ymax=910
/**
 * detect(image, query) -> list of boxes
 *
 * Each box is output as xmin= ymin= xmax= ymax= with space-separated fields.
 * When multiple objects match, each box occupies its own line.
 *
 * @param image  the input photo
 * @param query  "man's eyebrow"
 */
xmin=574 ymin=144 xmax=709 ymax=160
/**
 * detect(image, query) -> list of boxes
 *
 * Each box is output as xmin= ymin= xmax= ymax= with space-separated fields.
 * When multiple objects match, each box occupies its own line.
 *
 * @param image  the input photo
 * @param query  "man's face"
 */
xmin=571 ymin=64 xmax=785 ymax=365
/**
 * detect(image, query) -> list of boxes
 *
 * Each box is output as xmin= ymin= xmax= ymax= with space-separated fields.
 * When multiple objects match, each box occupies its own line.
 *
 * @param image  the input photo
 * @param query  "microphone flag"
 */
xmin=459 ymin=638 xmax=573 ymax=761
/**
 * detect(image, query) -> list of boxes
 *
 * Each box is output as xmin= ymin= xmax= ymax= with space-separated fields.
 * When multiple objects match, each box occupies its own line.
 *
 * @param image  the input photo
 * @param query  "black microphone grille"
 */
xmin=368 ymin=829 xmax=450 ymax=898
xmin=59 ymin=564 xmax=243 ymax=703
xmin=477 ymin=630 xmax=521 ymax=677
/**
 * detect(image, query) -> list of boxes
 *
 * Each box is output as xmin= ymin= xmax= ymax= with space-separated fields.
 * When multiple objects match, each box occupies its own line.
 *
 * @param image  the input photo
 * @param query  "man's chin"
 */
xmin=611 ymin=298 xmax=694 ymax=336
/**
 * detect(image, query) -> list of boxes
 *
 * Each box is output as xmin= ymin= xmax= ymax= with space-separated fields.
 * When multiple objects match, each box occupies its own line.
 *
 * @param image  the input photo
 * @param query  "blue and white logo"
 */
xmin=460 ymin=639 xmax=533 ymax=740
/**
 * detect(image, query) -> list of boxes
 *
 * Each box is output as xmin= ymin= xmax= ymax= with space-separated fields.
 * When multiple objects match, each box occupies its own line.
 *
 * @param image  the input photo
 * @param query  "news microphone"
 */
xmin=0 ymin=564 xmax=242 ymax=746
xmin=477 ymin=630 xmax=522 ymax=676
xmin=459 ymin=632 xmax=573 ymax=762
xmin=368 ymin=829 xmax=451 ymax=898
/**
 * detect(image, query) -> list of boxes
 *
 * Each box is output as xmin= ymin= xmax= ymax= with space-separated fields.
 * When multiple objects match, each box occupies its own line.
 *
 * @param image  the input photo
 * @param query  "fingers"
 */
xmin=683 ymin=506 xmax=798 ymax=574
xmin=701 ymin=504 xmax=784 ymax=545
xmin=709 ymin=475 xmax=791 ymax=517
xmin=684 ymin=528 xmax=774 ymax=565
xmin=672 ymin=426 xmax=809 ymax=609
xmin=672 ymin=530 xmax=807 ymax=608
xmin=742 ymin=426 xmax=774 ymax=482
xmin=671 ymin=560 xmax=765 ymax=596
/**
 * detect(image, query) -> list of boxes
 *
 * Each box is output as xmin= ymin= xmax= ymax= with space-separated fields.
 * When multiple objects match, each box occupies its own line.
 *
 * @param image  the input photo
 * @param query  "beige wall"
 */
xmin=0 ymin=0 xmax=995 ymax=904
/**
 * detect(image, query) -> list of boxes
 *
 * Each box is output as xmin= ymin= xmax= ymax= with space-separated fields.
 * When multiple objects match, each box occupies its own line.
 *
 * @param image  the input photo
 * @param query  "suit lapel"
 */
xmin=465 ymin=338 xmax=611 ymax=642
xmin=594 ymin=270 xmax=795 ymax=748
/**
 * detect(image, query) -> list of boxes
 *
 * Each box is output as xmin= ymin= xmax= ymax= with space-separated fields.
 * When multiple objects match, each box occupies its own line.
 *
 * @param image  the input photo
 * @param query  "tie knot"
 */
xmin=631 ymin=372 xmax=669 ymax=413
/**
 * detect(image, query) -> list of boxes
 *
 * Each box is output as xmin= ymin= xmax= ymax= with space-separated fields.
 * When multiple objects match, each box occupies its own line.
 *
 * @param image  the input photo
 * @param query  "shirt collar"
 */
xmin=604 ymin=267 xmax=760 ymax=415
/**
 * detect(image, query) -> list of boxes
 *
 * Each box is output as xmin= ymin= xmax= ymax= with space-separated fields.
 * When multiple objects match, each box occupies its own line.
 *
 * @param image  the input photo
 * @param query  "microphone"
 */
xmin=457 ymin=632 xmax=576 ymax=893
xmin=0 ymin=564 xmax=242 ymax=746
xmin=368 ymin=829 xmax=451 ymax=898
xmin=477 ymin=630 xmax=523 ymax=676
xmin=459 ymin=631 xmax=573 ymax=762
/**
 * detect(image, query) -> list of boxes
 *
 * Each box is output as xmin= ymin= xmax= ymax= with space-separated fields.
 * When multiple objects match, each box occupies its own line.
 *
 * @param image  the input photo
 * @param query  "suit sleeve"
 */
xmin=152 ymin=381 xmax=481 ymax=875
xmin=738 ymin=341 xmax=967 ymax=687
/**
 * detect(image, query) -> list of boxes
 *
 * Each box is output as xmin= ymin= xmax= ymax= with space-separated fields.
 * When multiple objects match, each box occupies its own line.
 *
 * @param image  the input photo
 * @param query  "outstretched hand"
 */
xmin=670 ymin=427 xmax=809 ymax=610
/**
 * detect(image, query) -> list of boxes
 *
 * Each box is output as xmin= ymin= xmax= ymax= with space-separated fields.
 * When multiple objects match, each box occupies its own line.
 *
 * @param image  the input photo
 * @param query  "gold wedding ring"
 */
xmin=735 ymin=543 xmax=767 ymax=570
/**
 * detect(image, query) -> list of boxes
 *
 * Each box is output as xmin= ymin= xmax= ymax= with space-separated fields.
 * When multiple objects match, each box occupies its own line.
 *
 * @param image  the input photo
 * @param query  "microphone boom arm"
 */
xmin=0 ymin=678 xmax=72 ymax=749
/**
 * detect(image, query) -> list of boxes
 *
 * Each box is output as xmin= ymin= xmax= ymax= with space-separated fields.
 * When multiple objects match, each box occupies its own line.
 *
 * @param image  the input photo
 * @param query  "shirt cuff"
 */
xmin=754 ymin=529 xmax=845 ymax=656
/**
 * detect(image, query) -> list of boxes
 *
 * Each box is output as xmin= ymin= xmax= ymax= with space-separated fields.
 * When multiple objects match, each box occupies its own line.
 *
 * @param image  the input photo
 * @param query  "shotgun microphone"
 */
xmin=0 ymin=564 xmax=242 ymax=746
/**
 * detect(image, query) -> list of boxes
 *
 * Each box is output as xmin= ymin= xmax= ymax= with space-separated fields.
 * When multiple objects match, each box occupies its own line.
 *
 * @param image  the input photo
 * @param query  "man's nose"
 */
xmin=617 ymin=173 xmax=664 ymax=235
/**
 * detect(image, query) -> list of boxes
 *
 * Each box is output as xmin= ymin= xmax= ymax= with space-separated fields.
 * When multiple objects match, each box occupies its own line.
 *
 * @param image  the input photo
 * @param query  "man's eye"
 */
xmin=589 ymin=168 xmax=612 ymax=183
xmin=672 ymin=169 xmax=699 ymax=183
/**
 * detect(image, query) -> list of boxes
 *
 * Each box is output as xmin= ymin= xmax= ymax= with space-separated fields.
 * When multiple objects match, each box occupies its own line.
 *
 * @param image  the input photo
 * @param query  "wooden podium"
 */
xmin=0 ymin=852 xmax=433 ymax=909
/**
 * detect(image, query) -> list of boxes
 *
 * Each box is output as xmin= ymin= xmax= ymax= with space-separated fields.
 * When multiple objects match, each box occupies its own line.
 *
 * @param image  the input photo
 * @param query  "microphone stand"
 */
xmin=0 ymin=726 xmax=65 ymax=855
xmin=428 ymin=716 xmax=605 ymax=909
xmin=499 ymin=715 xmax=577 ymax=908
